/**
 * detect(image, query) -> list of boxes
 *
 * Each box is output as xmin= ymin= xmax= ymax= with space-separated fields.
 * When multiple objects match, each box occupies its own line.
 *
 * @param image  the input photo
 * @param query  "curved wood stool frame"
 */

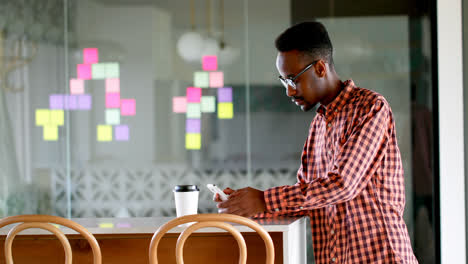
xmin=149 ymin=213 xmax=274 ymax=264
xmin=0 ymin=214 xmax=102 ymax=264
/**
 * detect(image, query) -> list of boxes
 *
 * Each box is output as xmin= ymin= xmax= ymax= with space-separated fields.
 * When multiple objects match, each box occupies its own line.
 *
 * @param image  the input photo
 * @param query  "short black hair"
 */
xmin=275 ymin=21 xmax=334 ymax=67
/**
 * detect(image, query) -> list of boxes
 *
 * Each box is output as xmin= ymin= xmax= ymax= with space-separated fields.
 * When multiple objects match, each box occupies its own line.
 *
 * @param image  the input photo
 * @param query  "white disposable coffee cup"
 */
xmin=173 ymin=185 xmax=199 ymax=217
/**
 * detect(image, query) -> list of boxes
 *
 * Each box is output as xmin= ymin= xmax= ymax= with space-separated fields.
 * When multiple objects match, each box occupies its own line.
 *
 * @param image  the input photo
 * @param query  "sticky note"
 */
xmin=92 ymin=63 xmax=106 ymax=79
xmin=36 ymin=109 xmax=50 ymax=126
xmin=173 ymin=97 xmax=187 ymax=113
xmin=99 ymin=223 xmax=114 ymax=228
xmin=64 ymin=95 xmax=78 ymax=110
xmin=186 ymin=87 xmax=202 ymax=103
xmin=121 ymin=99 xmax=136 ymax=116
xmin=115 ymin=125 xmax=129 ymax=141
xmin=186 ymin=133 xmax=201 ymax=149
xmin=106 ymin=93 xmax=120 ymax=108
xmin=50 ymin=110 xmax=64 ymax=126
xmin=116 ymin=223 xmax=132 ymax=228
xmin=106 ymin=78 xmax=120 ymax=93
xmin=83 ymin=48 xmax=98 ymax=64
xmin=106 ymin=63 xmax=119 ymax=78
xmin=50 ymin=94 xmax=64 ymax=109
xmin=70 ymin=79 xmax=84 ymax=94
xmin=186 ymin=119 xmax=201 ymax=133
xmin=201 ymin=96 xmax=215 ymax=113
xmin=106 ymin=109 xmax=120 ymax=125
xmin=218 ymin=102 xmax=233 ymax=119
xmin=77 ymin=64 xmax=92 ymax=80
xmin=78 ymin=94 xmax=92 ymax=110
xmin=97 ymin=125 xmax=112 ymax=141
xmin=209 ymin=72 xmax=224 ymax=88
xmin=186 ymin=103 xmax=201 ymax=118
xmin=218 ymin=87 xmax=232 ymax=102
xmin=202 ymin=55 xmax=217 ymax=71
xmin=43 ymin=125 xmax=58 ymax=141
xmin=194 ymin=72 xmax=209 ymax=88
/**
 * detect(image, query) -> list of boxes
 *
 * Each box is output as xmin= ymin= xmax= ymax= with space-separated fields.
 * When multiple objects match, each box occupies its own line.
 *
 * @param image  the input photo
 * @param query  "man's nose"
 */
xmin=286 ymin=85 xmax=296 ymax=97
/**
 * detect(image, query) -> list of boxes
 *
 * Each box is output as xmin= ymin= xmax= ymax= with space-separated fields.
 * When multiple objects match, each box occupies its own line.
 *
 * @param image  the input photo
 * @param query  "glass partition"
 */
xmin=0 ymin=0 xmax=437 ymax=263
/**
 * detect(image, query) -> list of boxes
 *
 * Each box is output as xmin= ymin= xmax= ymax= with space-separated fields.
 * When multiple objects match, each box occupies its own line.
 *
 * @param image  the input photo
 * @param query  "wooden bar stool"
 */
xmin=149 ymin=213 xmax=275 ymax=264
xmin=0 ymin=214 xmax=102 ymax=264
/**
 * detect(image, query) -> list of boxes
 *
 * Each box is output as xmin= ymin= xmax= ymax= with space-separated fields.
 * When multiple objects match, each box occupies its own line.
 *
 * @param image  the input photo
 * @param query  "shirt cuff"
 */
xmin=264 ymin=185 xmax=307 ymax=214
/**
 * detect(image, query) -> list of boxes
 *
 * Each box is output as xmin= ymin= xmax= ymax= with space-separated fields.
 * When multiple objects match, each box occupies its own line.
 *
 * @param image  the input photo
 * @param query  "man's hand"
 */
xmin=213 ymin=187 xmax=267 ymax=217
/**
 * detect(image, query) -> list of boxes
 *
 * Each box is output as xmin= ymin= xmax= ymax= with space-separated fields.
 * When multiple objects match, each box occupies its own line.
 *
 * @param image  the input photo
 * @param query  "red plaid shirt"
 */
xmin=262 ymin=80 xmax=418 ymax=263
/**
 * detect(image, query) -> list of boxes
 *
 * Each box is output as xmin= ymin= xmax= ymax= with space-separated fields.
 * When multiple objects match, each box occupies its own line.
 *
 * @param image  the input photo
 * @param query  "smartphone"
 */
xmin=206 ymin=184 xmax=229 ymax=201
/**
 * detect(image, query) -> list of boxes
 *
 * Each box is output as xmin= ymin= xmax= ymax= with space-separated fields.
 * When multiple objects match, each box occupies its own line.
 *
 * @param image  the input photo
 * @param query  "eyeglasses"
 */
xmin=278 ymin=60 xmax=318 ymax=90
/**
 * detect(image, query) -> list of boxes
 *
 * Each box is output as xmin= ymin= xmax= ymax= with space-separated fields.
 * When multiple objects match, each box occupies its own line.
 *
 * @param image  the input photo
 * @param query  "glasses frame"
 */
xmin=278 ymin=60 xmax=319 ymax=90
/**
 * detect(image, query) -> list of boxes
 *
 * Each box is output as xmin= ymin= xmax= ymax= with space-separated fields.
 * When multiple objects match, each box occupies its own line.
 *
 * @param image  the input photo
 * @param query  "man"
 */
xmin=214 ymin=22 xmax=418 ymax=263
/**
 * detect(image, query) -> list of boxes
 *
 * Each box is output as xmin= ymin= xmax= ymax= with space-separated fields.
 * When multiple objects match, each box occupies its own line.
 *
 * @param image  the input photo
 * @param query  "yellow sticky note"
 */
xmin=99 ymin=223 xmax=114 ymax=228
xmin=186 ymin=133 xmax=201 ymax=149
xmin=97 ymin=125 xmax=113 ymax=141
xmin=36 ymin=109 xmax=50 ymax=126
xmin=218 ymin=103 xmax=233 ymax=119
xmin=43 ymin=125 xmax=58 ymax=141
xmin=50 ymin=110 xmax=64 ymax=126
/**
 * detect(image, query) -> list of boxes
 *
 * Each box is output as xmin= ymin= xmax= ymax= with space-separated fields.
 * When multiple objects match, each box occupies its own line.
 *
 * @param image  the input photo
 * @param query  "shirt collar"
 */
xmin=316 ymin=80 xmax=355 ymax=115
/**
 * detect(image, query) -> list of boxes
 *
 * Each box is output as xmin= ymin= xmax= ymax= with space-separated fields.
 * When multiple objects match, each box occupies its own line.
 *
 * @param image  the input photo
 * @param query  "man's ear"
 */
xmin=314 ymin=60 xmax=327 ymax=78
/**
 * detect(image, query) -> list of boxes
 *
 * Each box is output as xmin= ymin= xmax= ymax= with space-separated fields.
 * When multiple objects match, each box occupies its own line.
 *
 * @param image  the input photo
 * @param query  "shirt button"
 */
xmin=274 ymin=208 xmax=280 ymax=212
xmin=299 ymin=206 xmax=304 ymax=209
xmin=332 ymin=257 xmax=336 ymax=262
xmin=328 ymin=150 xmax=332 ymax=155
xmin=327 ymin=123 xmax=332 ymax=128
xmin=334 ymin=109 xmax=338 ymax=113
xmin=330 ymin=229 xmax=335 ymax=235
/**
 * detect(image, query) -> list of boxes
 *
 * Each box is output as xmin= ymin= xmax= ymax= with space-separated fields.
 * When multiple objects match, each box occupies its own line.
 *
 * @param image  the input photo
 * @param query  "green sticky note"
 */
xmin=50 ymin=110 xmax=64 ymax=126
xmin=106 ymin=109 xmax=120 ymax=125
xmin=36 ymin=109 xmax=50 ymax=126
xmin=186 ymin=133 xmax=201 ymax=149
xmin=92 ymin=63 xmax=107 ymax=79
xmin=201 ymin=96 xmax=215 ymax=113
xmin=99 ymin=223 xmax=114 ymax=228
xmin=218 ymin=102 xmax=233 ymax=119
xmin=97 ymin=125 xmax=113 ymax=141
xmin=186 ymin=103 xmax=201 ymax=118
xmin=106 ymin=63 xmax=120 ymax=78
xmin=194 ymin=72 xmax=209 ymax=88
xmin=43 ymin=125 xmax=58 ymax=141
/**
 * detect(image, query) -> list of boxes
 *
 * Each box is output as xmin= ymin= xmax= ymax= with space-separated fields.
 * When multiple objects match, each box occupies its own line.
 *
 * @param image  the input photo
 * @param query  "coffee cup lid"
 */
xmin=173 ymin=185 xmax=199 ymax=192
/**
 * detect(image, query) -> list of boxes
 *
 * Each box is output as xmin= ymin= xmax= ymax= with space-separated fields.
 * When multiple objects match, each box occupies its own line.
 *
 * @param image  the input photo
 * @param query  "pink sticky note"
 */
xmin=202 ymin=56 xmax=217 ymax=71
xmin=106 ymin=78 xmax=120 ymax=93
xmin=106 ymin=93 xmax=120 ymax=108
xmin=186 ymin=87 xmax=202 ymax=103
xmin=121 ymin=99 xmax=136 ymax=116
xmin=83 ymin=48 xmax=98 ymax=64
xmin=209 ymin=72 xmax=224 ymax=88
xmin=77 ymin=64 xmax=92 ymax=80
xmin=70 ymin=79 xmax=84 ymax=94
xmin=173 ymin=97 xmax=187 ymax=113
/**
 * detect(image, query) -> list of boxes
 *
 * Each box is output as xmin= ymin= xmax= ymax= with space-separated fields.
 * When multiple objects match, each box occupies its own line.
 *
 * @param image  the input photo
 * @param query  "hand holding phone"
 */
xmin=206 ymin=184 xmax=229 ymax=201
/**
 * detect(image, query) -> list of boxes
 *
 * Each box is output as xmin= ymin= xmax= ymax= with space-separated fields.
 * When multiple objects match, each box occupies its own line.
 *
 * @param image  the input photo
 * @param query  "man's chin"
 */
xmin=300 ymin=103 xmax=317 ymax=112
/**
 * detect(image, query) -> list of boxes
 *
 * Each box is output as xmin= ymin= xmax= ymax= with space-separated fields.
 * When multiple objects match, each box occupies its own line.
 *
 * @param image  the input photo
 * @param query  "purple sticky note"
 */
xmin=115 ymin=125 xmax=129 ymax=141
xmin=70 ymin=79 xmax=84 ymax=94
xmin=64 ymin=95 xmax=78 ymax=110
xmin=106 ymin=78 xmax=120 ymax=93
xmin=77 ymin=64 xmax=92 ymax=80
xmin=186 ymin=119 xmax=201 ymax=133
xmin=121 ymin=99 xmax=136 ymax=116
xmin=116 ymin=222 xmax=132 ymax=228
xmin=78 ymin=94 xmax=92 ymax=110
xmin=173 ymin=97 xmax=187 ymax=113
xmin=186 ymin=87 xmax=202 ymax=103
xmin=218 ymin=87 xmax=233 ymax=102
xmin=50 ymin=94 xmax=64 ymax=109
xmin=83 ymin=48 xmax=99 ymax=64
xmin=202 ymin=55 xmax=217 ymax=71
xmin=106 ymin=93 xmax=120 ymax=108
